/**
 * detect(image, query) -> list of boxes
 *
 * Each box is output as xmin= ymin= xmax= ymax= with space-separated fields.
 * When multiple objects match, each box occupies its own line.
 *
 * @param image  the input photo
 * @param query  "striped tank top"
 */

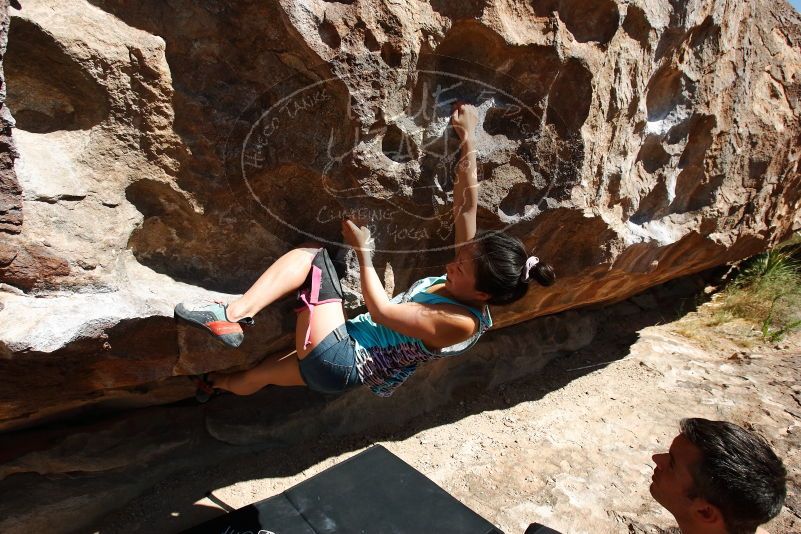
xmin=346 ymin=275 xmax=493 ymax=397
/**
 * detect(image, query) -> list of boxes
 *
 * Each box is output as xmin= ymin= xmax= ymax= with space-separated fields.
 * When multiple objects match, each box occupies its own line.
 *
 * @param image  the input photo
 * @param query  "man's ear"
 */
xmin=692 ymin=499 xmax=725 ymax=526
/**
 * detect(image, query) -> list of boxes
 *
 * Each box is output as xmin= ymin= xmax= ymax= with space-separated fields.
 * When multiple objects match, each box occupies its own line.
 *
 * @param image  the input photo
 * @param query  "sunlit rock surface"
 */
xmin=0 ymin=0 xmax=800 ymax=431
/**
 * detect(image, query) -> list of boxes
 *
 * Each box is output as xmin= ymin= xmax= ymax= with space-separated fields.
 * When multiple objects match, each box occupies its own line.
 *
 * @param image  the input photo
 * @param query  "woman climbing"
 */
xmin=175 ymin=103 xmax=555 ymax=401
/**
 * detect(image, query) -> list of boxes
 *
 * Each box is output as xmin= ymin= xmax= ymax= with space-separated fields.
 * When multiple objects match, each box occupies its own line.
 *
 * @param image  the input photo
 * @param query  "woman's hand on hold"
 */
xmin=451 ymin=102 xmax=478 ymax=142
xmin=341 ymin=218 xmax=373 ymax=254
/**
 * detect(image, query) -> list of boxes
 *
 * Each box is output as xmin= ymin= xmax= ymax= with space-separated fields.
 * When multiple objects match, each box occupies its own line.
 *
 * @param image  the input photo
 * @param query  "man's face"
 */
xmin=650 ymin=433 xmax=704 ymax=522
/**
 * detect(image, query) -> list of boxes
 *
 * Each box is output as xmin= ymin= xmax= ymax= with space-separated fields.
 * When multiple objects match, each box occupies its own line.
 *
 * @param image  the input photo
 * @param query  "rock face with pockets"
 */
xmin=0 ymin=0 xmax=800 ymax=431
xmin=0 ymin=0 xmax=21 ymax=235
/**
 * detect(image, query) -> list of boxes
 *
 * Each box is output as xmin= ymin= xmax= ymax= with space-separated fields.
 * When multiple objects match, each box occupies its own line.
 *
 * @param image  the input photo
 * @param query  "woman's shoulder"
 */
xmin=414 ymin=275 xmax=446 ymax=291
xmin=397 ymin=275 xmax=446 ymax=300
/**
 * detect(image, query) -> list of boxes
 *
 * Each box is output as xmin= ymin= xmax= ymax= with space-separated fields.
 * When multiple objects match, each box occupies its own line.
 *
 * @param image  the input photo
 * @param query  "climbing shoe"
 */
xmin=174 ymin=301 xmax=254 ymax=348
xmin=188 ymin=373 xmax=219 ymax=403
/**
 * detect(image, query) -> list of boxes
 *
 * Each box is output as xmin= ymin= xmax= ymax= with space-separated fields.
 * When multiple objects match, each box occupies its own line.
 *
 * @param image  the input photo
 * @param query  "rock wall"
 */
xmin=0 ymin=0 xmax=800 ymax=431
xmin=0 ymin=0 xmax=21 ymax=235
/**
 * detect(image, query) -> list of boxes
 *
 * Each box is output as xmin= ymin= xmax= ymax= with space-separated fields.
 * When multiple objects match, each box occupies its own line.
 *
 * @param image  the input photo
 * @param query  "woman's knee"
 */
xmin=288 ymin=242 xmax=323 ymax=267
xmin=288 ymin=245 xmax=321 ymax=274
xmin=296 ymin=241 xmax=323 ymax=251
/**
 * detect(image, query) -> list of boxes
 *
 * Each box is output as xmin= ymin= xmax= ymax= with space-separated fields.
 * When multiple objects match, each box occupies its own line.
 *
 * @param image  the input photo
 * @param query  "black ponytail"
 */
xmin=523 ymin=262 xmax=556 ymax=287
xmin=473 ymin=231 xmax=556 ymax=305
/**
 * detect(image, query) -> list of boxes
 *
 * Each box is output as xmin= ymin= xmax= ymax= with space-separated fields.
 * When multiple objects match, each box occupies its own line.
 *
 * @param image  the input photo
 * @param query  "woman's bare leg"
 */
xmin=210 ymin=303 xmax=347 ymax=395
xmin=225 ymin=243 xmax=321 ymax=321
xmin=211 ymin=352 xmax=305 ymax=395
xmin=294 ymin=303 xmax=347 ymax=359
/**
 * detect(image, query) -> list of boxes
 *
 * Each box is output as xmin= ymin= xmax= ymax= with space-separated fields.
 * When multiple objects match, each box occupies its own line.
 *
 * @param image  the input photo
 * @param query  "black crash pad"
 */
xmin=183 ymin=445 xmax=503 ymax=534
xmin=525 ymin=523 xmax=562 ymax=534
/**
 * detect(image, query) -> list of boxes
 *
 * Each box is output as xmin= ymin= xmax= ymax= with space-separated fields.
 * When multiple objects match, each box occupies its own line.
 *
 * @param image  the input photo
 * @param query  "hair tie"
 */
xmin=523 ymin=256 xmax=540 ymax=282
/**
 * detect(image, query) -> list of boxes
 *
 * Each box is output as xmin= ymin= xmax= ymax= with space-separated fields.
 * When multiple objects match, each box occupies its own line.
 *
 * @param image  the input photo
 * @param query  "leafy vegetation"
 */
xmin=716 ymin=233 xmax=801 ymax=342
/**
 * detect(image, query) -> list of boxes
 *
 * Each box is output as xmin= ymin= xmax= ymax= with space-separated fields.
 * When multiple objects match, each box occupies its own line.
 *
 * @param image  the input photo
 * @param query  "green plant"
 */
xmin=717 ymin=236 xmax=801 ymax=342
xmin=761 ymin=294 xmax=801 ymax=342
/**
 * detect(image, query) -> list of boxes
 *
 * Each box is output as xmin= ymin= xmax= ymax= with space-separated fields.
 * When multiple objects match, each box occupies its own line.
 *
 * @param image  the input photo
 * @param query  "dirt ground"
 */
xmin=91 ymin=297 xmax=801 ymax=534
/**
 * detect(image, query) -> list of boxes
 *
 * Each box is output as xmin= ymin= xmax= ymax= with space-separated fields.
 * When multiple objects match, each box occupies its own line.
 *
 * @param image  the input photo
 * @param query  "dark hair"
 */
xmin=473 ymin=231 xmax=555 ymax=305
xmin=680 ymin=418 xmax=787 ymax=534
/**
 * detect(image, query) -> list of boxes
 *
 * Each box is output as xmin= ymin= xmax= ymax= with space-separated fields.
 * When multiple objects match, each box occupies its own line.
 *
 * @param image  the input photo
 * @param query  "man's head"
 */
xmin=650 ymin=418 xmax=786 ymax=534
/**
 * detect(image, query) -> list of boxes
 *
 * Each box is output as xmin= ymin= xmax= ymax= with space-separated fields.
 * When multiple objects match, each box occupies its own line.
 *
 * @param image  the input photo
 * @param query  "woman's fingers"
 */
xmin=451 ymin=101 xmax=476 ymax=129
xmin=341 ymin=218 xmax=354 ymax=238
xmin=343 ymin=219 xmax=358 ymax=239
xmin=341 ymin=218 xmax=371 ymax=249
xmin=451 ymin=103 xmax=478 ymax=142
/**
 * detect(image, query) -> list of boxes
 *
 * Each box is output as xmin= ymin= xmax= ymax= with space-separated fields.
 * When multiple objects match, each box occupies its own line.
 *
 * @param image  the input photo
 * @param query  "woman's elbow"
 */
xmin=367 ymin=303 xmax=390 ymax=326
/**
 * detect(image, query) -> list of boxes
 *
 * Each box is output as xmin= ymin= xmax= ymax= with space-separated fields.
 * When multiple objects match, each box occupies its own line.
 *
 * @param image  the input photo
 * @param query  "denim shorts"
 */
xmin=298 ymin=324 xmax=362 ymax=394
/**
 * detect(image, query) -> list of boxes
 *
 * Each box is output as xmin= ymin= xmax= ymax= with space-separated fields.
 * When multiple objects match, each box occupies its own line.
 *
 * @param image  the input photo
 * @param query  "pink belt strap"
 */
xmin=295 ymin=263 xmax=342 ymax=349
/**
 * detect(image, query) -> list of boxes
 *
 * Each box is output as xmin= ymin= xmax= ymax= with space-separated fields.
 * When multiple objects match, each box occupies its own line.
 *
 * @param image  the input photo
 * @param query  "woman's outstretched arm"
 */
xmin=451 ymin=103 xmax=479 ymax=248
xmin=341 ymin=219 xmax=475 ymax=347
